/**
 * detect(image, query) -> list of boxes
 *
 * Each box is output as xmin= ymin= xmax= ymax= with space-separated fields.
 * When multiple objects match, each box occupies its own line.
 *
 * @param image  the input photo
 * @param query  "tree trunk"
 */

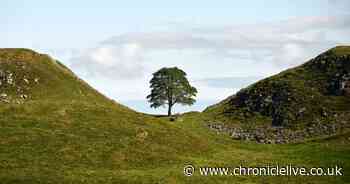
xmin=167 ymin=104 xmax=172 ymax=116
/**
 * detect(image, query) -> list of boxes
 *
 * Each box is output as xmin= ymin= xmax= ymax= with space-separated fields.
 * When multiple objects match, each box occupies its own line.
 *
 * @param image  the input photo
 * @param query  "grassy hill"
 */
xmin=204 ymin=46 xmax=350 ymax=143
xmin=1 ymin=48 xmax=350 ymax=183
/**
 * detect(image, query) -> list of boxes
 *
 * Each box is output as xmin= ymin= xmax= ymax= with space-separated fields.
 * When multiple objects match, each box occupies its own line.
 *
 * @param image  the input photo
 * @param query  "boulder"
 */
xmin=0 ymin=93 xmax=7 ymax=98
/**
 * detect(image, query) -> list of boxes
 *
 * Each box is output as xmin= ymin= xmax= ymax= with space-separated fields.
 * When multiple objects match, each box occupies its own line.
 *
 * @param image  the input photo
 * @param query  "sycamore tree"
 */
xmin=147 ymin=67 xmax=197 ymax=116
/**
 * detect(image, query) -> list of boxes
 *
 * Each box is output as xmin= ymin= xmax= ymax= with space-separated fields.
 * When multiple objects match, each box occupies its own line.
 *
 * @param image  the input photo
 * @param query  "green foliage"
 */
xmin=147 ymin=67 xmax=197 ymax=116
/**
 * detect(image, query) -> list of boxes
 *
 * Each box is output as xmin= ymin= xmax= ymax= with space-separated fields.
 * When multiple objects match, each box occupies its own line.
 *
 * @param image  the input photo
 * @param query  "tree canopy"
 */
xmin=147 ymin=67 xmax=197 ymax=116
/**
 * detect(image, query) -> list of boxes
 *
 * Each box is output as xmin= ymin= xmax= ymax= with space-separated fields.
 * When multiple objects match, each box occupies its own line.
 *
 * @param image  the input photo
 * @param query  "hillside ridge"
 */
xmin=0 ymin=48 xmax=134 ymax=111
xmin=204 ymin=46 xmax=350 ymax=144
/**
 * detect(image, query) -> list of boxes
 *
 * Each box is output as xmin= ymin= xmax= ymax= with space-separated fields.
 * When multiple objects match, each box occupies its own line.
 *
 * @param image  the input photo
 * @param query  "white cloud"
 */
xmin=70 ymin=44 xmax=144 ymax=79
xmin=96 ymin=15 xmax=349 ymax=66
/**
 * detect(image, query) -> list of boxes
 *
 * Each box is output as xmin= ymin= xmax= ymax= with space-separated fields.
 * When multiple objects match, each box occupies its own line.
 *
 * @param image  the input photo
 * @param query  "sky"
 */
xmin=1 ymin=0 xmax=350 ymax=114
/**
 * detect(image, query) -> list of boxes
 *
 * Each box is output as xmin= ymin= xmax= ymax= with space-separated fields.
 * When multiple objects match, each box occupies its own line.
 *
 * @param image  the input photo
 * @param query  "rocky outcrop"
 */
xmin=328 ymin=72 xmax=350 ymax=96
xmin=232 ymin=81 xmax=295 ymax=127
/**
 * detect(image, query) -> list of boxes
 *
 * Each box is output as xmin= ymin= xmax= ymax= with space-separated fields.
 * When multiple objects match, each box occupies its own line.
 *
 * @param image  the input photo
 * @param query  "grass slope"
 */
xmin=0 ymin=49 xmax=349 ymax=183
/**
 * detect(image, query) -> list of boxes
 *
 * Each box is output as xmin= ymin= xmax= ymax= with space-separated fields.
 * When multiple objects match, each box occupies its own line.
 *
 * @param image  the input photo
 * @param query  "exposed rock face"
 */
xmin=328 ymin=72 xmax=350 ymax=95
xmin=7 ymin=72 xmax=14 ymax=85
xmin=233 ymin=81 xmax=295 ymax=127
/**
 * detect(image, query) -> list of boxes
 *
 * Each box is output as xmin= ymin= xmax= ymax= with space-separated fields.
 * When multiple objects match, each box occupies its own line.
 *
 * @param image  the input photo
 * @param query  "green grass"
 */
xmin=0 ymin=48 xmax=349 ymax=183
xmin=1 ymin=106 xmax=349 ymax=184
xmin=330 ymin=46 xmax=350 ymax=56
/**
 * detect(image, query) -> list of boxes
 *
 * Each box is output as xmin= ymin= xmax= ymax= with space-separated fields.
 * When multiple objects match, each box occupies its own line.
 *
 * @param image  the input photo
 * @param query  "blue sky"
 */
xmin=1 ymin=0 xmax=337 ymax=49
xmin=2 ymin=0 xmax=350 ymax=114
